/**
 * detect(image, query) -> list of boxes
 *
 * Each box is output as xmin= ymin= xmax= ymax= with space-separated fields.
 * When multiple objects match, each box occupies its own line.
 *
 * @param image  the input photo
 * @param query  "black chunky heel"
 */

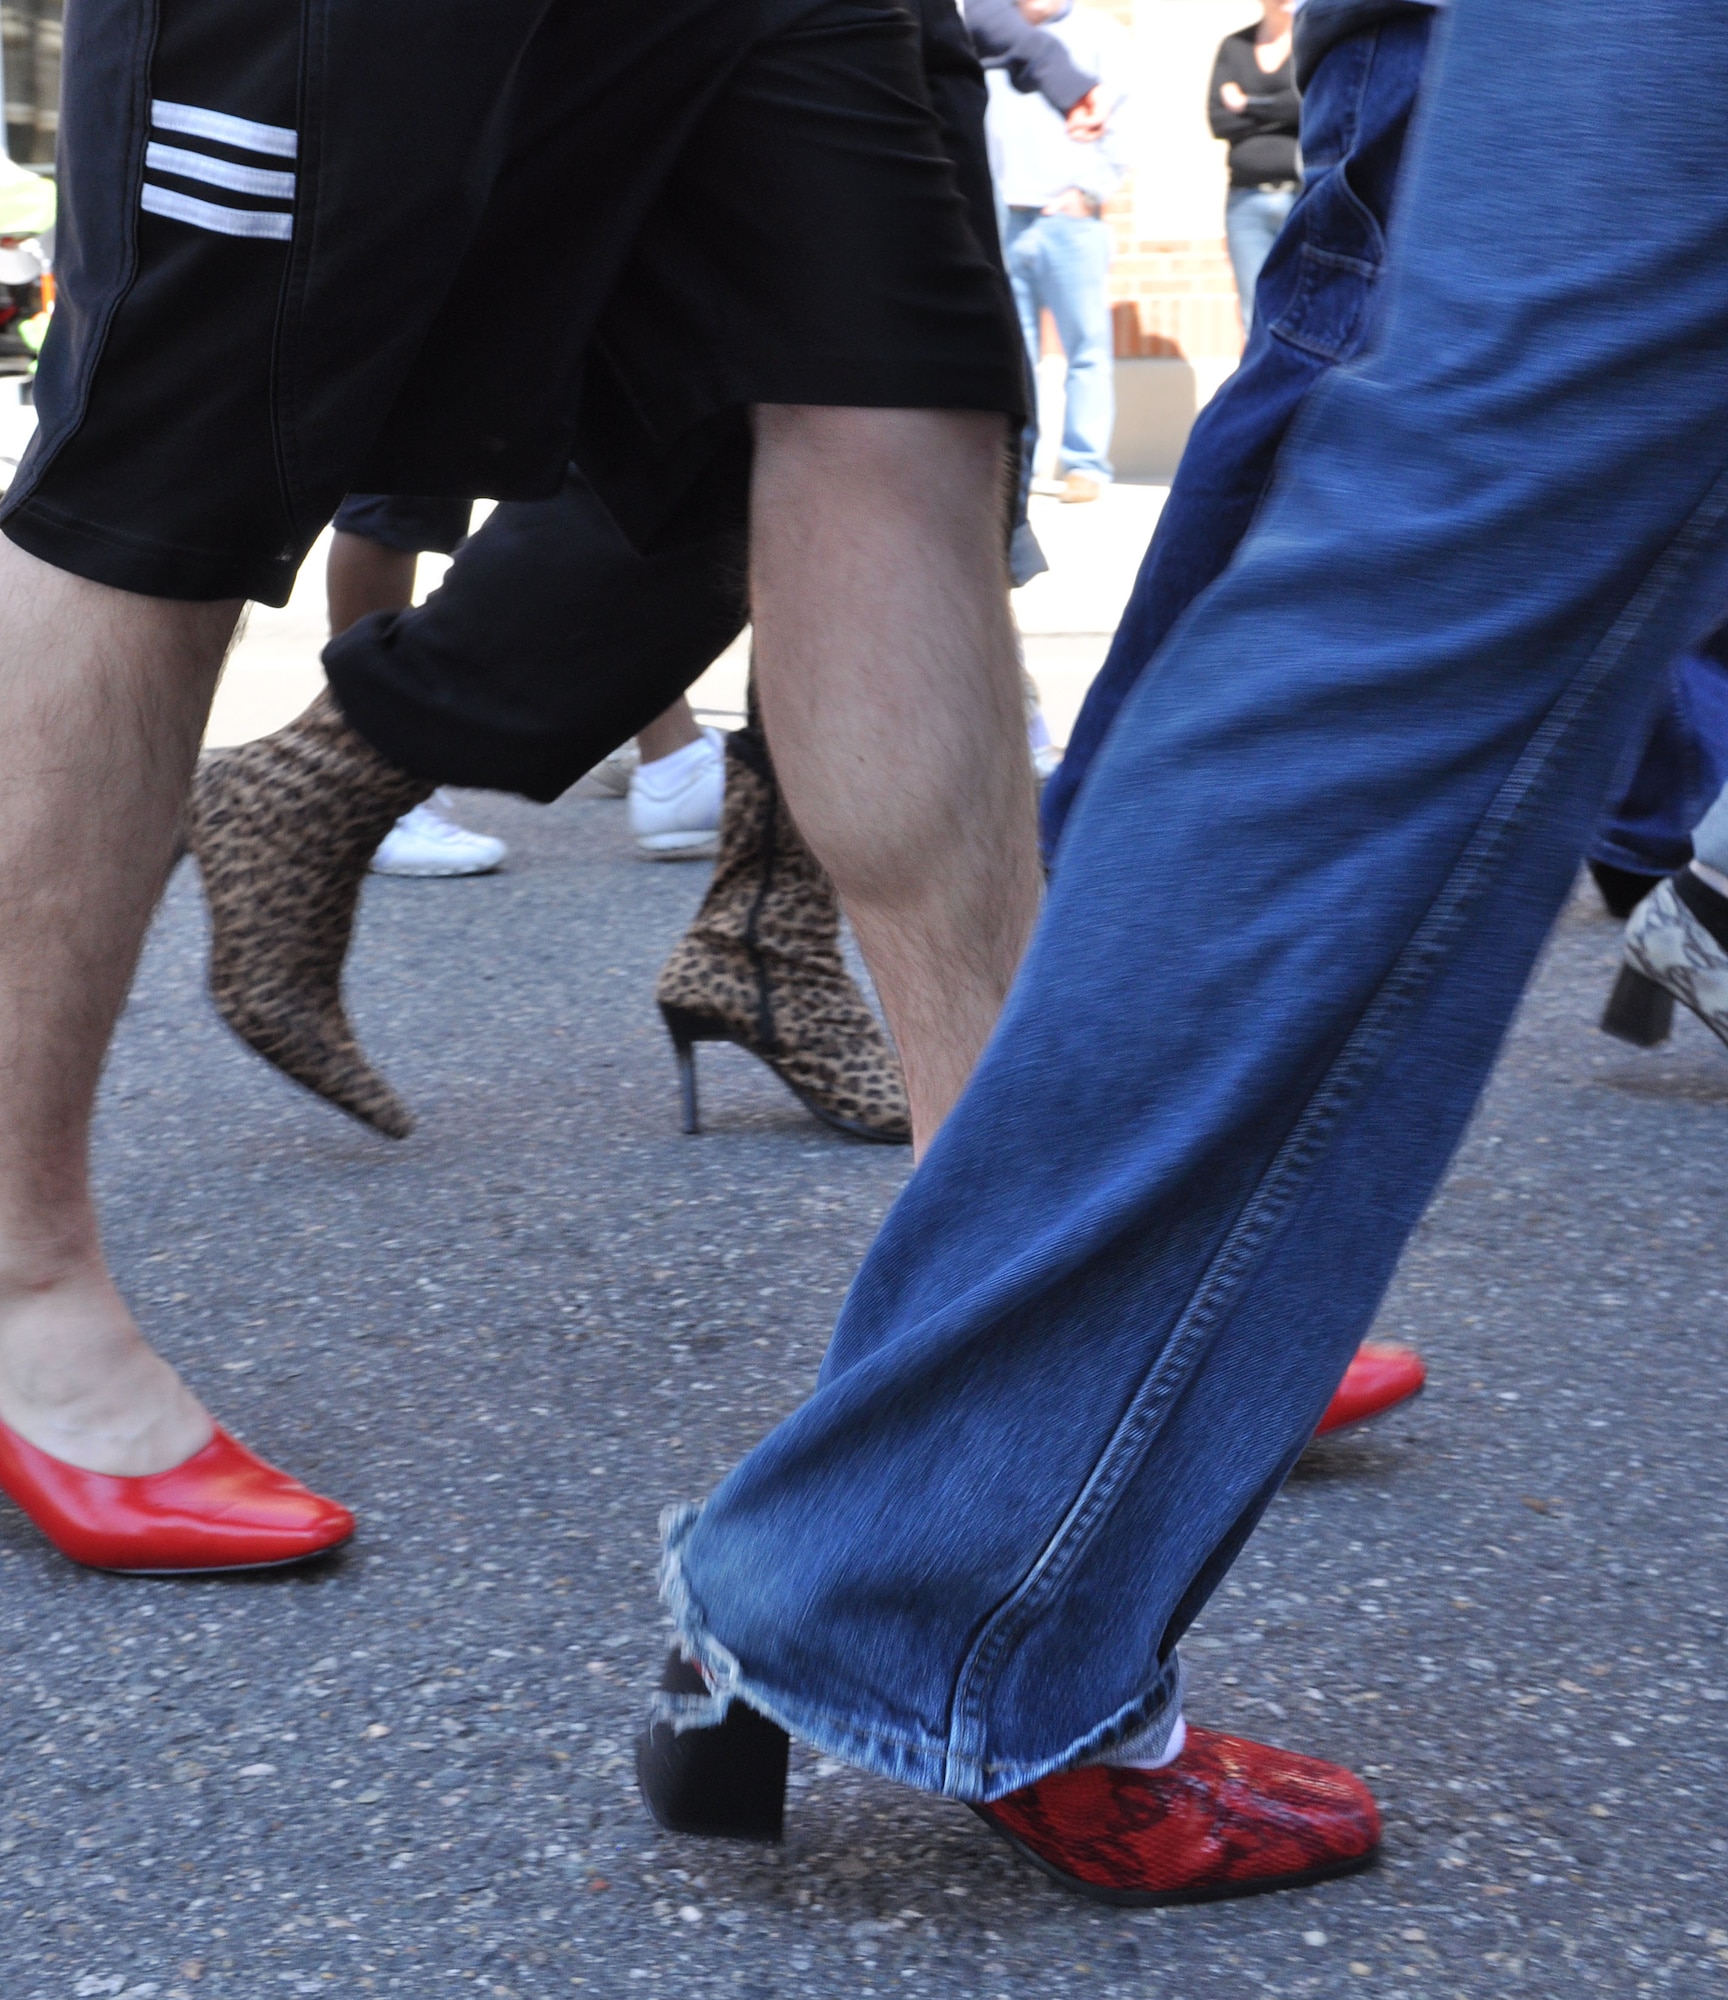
xmin=636 ymin=1652 xmax=789 ymax=1842
xmin=1601 ymin=964 xmax=1675 ymax=1047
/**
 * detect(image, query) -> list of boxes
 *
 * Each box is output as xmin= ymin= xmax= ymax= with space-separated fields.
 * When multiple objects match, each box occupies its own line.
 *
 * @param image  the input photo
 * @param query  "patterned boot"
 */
xmin=654 ymin=722 xmax=911 ymax=1144
xmin=977 ymin=1728 xmax=1380 ymax=1905
xmin=188 ymin=691 xmax=432 ymax=1138
xmin=1603 ymin=864 xmax=1728 ymax=1051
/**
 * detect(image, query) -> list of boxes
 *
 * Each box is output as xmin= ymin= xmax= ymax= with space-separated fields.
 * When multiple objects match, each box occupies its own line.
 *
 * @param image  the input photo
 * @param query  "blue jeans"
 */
xmin=1594 ymin=632 xmax=1728 ymax=874
xmin=1042 ymin=15 xmax=1728 ymax=883
xmin=1225 ymin=184 xmax=1297 ymax=333
xmin=666 ymin=0 xmax=1728 ymax=1800
xmin=1004 ymin=207 xmax=1114 ymax=483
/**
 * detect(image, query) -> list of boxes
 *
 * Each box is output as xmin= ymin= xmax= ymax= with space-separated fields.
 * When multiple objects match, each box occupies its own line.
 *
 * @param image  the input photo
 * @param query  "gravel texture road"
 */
xmin=2 ymin=786 xmax=1725 ymax=2000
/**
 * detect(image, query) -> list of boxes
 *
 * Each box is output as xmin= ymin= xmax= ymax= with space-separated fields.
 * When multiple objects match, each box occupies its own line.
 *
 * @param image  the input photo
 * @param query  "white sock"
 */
xmin=1691 ymin=858 xmax=1728 ymax=898
xmin=1106 ymin=1713 xmax=1187 ymax=1773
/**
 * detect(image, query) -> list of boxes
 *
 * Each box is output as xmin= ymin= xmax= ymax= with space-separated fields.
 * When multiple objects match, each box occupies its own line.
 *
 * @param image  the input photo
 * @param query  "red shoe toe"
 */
xmin=0 ymin=1420 xmax=355 ymax=1574
xmin=1315 ymin=1340 xmax=1426 ymax=1438
xmin=978 ymin=1727 xmax=1380 ymax=1905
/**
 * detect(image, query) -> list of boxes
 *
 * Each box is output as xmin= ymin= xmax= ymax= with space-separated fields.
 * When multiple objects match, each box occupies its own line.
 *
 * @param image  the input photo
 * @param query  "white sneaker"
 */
xmin=629 ymin=728 xmax=725 ymax=860
xmin=583 ymin=742 xmax=639 ymax=797
xmin=371 ymin=792 xmax=507 ymax=877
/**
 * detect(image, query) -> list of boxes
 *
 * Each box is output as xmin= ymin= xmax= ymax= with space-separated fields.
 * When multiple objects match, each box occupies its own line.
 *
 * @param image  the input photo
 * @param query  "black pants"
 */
xmin=326 ymin=463 xmax=749 ymax=802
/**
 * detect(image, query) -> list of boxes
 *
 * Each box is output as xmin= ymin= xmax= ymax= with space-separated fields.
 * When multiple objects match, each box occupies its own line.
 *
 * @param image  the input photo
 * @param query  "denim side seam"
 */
xmin=942 ymin=455 xmax=1728 ymax=1794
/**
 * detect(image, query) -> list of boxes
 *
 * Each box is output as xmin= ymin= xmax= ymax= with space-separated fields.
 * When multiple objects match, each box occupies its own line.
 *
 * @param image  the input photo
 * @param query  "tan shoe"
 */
xmin=1059 ymin=473 xmax=1102 ymax=505
xmin=188 ymin=692 xmax=431 ymax=1139
xmin=655 ymin=726 xmax=911 ymax=1144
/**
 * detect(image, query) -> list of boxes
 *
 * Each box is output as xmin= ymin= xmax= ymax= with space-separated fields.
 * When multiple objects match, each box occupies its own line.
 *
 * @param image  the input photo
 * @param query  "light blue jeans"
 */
xmin=1226 ymin=183 xmax=1298 ymax=333
xmin=1004 ymin=206 xmax=1114 ymax=483
xmin=665 ymin=0 xmax=1728 ymax=1803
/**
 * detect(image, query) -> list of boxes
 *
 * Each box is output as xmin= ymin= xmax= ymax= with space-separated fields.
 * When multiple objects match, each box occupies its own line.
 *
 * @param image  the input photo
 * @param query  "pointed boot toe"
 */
xmin=214 ymin=986 xmax=416 ymax=1140
xmin=190 ymin=697 xmax=430 ymax=1137
xmin=977 ymin=1727 xmax=1379 ymax=1906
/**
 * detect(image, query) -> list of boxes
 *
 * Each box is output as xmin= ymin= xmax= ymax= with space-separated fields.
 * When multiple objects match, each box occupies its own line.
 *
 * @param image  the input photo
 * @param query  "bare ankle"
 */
xmin=0 ymin=1261 xmax=212 ymax=1474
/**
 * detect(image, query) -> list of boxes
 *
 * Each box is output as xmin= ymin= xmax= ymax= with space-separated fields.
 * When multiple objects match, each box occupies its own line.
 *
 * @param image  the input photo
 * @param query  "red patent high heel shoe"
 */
xmin=0 ymin=1418 xmax=355 ymax=1574
xmin=1315 ymin=1340 xmax=1426 ymax=1439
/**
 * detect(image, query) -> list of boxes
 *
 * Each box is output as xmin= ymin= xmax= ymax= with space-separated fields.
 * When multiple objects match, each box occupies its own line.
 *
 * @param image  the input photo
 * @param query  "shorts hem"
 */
xmin=1 ymin=498 xmax=297 ymax=606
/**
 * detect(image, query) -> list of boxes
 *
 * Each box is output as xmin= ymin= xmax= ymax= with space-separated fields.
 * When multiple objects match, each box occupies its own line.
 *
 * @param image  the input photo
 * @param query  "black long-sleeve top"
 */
xmin=1208 ymin=26 xmax=1301 ymax=188
xmin=964 ymin=0 xmax=1097 ymax=116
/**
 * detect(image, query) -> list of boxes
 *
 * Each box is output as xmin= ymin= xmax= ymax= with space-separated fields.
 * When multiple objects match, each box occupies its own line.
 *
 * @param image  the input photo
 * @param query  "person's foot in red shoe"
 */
xmin=0 ymin=1419 xmax=356 ymax=1573
xmin=1315 ymin=1340 xmax=1426 ymax=1439
xmin=976 ymin=1724 xmax=1380 ymax=1905
xmin=0 ymin=1263 xmax=354 ymax=1573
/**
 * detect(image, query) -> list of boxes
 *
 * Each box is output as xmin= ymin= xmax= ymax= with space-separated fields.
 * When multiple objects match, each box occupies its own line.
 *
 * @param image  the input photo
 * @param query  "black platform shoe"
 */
xmin=635 ymin=1651 xmax=790 ymax=1842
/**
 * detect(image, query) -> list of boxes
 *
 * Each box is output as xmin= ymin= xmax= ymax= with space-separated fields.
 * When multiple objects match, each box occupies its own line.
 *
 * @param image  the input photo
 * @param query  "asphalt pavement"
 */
xmin=2 ymin=787 xmax=1726 ymax=2000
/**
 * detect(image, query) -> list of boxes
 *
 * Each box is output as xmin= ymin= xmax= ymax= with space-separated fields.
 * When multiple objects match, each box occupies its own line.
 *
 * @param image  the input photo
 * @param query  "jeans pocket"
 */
xmin=1261 ymin=160 xmax=1386 ymax=363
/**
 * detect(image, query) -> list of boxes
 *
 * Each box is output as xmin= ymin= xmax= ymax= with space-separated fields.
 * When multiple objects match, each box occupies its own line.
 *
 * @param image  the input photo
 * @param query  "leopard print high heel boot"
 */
xmin=189 ymin=691 xmax=432 ymax=1138
xmin=654 ymin=721 xmax=910 ymax=1143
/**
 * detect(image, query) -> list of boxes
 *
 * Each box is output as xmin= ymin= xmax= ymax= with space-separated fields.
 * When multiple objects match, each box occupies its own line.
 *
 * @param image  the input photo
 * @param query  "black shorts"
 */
xmin=331 ymin=494 xmax=474 ymax=558
xmin=0 ymin=0 xmax=1023 ymax=606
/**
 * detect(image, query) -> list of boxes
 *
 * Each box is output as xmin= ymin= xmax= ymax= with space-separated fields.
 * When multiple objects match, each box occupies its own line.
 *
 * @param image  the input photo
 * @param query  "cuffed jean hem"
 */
xmin=657 ymin=1502 xmax=1185 ymax=1803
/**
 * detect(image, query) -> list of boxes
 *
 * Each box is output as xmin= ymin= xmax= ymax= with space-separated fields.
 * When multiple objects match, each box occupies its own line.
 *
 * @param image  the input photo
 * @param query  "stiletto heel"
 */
xmin=636 ymin=1651 xmax=789 ymax=1841
xmin=675 ymin=1039 xmax=700 ymax=1135
xmin=653 ymin=738 xmax=911 ymax=1143
xmin=660 ymin=1003 xmax=723 ymax=1136
xmin=1602 ymin=964 xmax=1674 ymax=1047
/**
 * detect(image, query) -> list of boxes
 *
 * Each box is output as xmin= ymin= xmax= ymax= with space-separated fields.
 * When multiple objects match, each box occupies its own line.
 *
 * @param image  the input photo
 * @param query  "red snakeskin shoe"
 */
xmin=976 ymin=1727 xmax=1380 ymax=1905
xmin=1315 ymin=1340 xmax=1426 ymax=1438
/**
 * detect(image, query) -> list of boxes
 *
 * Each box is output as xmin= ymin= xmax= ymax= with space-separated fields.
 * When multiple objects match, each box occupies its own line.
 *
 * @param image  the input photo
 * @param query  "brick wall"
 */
xmin=1093 ymin=0 xmax=1247 ymax=363
xmin=1107 ymin=211 xmax=1242 ymax=361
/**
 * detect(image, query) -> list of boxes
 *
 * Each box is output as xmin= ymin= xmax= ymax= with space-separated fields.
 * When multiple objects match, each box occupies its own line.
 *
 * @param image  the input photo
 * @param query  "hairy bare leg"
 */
xmin=749 ymin=406 xmax=1041 ymax=1152
xmin=0 ymin=538 xmax=238 ymax=1473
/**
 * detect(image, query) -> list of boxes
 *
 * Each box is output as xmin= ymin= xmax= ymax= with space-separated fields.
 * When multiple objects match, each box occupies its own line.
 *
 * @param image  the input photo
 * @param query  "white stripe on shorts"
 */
xmin=144 ymin=142 xmax=296 ymax=202
xmin=149 ymin=99 xmax=299 ymax=160
xmin=141 ymin=182 xmax=294 ymax=241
